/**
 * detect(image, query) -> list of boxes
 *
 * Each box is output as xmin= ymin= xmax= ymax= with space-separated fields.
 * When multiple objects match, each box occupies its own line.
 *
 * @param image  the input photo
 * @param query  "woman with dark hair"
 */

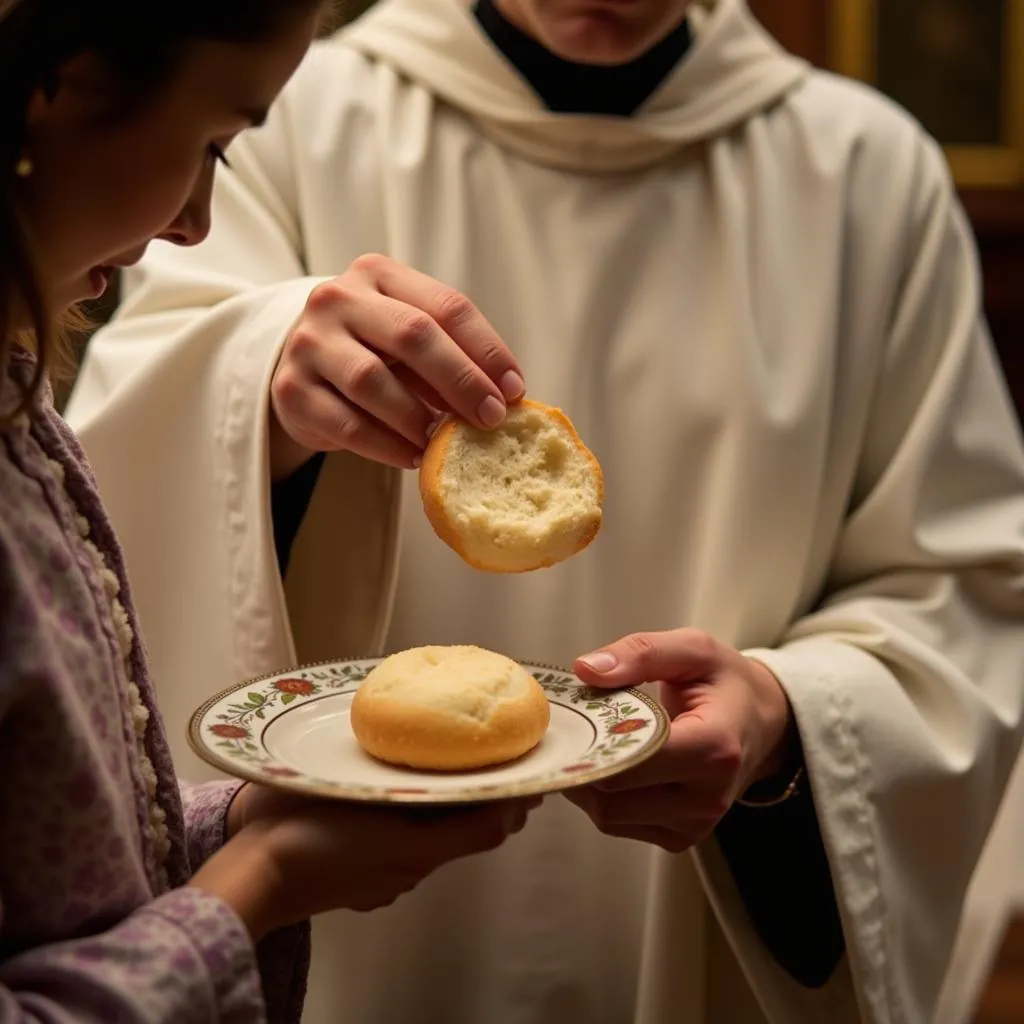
xmin=0 ymin=2 xmax=535 ymax=1020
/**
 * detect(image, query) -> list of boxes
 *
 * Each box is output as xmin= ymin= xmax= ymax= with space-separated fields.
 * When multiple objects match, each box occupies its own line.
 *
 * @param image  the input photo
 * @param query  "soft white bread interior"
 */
xmin=419 ymin=399 xmax=603 ymax=573
xmin=350 ymin=645 xmax=551 ymax=771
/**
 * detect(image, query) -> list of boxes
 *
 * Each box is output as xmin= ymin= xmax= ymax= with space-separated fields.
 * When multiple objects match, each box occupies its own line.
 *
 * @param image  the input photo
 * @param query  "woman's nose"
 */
xmin=158 ymin=194 xmax=212 ymax=248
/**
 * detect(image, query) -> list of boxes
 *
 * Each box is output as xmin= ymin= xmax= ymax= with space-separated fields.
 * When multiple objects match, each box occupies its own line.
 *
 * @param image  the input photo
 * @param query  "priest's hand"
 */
xmin=563 ymin=629 xmax=796 ymax=853
xmin=269 ymin=254 xmax=526 ymax=480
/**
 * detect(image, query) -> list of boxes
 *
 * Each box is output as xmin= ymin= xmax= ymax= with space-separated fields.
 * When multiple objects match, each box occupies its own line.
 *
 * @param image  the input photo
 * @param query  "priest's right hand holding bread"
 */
xmin=268 ymin=253 xmax=526 ymax=481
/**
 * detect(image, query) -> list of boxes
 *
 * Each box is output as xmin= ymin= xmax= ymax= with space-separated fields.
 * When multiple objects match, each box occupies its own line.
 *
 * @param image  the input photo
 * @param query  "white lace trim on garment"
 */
xmin=45 ymin=453 xmax=171 ymax=889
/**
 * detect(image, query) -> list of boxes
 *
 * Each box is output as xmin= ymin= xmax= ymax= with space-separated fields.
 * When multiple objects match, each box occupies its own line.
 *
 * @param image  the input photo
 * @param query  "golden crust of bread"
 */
xmin=418 ymin=398 xmax=604 ymax=574
xmin=350 ymin=646 xmax=551 ymax=771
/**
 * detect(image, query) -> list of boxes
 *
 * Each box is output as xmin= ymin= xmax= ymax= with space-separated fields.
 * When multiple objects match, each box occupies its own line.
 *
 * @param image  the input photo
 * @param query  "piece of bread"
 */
xmin=350 ymin=645 xmax=551 ymax=771
xmin=419 ymin=399 xmax=603 ymax=573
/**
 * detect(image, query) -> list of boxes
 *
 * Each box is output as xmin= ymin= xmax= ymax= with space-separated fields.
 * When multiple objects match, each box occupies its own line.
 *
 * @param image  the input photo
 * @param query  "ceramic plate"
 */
xmin=188 ymin=657 xmax=669 ymax=804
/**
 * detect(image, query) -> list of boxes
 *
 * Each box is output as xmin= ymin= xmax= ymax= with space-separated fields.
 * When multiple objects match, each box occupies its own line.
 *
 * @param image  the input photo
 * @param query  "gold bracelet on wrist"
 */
xmin=736 ymin=764 xmax=805 ymax=809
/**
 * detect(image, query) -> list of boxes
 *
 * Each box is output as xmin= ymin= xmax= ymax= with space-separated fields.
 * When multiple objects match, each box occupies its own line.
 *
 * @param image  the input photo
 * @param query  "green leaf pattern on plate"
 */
xmin=204 ymin=662 xmax=657 ymax=784
xmin=208 ymin=662 xmax=374 ymax=772
xmin=535 ymin=674 xmax=653 ymax=769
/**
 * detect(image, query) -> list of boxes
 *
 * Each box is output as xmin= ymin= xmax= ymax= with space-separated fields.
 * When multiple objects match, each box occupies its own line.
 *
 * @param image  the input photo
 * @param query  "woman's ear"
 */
xmin=23 ymin=85 xmax=53 ymax=130
xmin=18 ymin=85 xmax=53 ymax=175
xmin=24 ymin=52 xmax=105 ymax=129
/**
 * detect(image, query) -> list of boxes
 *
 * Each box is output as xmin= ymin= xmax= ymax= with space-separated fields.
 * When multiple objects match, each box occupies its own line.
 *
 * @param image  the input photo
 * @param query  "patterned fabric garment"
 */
xmin=0 ymin=352 xmax=310 ymax=1022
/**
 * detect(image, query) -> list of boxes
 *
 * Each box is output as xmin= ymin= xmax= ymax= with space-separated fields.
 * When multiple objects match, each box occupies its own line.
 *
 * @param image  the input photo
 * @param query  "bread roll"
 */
xmin=350 ymin=645 xmax=550 ymax=771
xmin=419 ymin=399 xmax=603 ymax=573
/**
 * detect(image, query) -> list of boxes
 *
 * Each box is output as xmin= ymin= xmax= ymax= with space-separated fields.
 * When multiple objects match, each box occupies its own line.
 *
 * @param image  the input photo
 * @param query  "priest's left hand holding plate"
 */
xmin=565 ymin=628 xmax=795 ymax=851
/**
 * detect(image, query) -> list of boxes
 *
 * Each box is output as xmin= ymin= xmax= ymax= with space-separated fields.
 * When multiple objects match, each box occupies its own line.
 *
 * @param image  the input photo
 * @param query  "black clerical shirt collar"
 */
xmin=474 ymin=0 xmax=692 ymax=117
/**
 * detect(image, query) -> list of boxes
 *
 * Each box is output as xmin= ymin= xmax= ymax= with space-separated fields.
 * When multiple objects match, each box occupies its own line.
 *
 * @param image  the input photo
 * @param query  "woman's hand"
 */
xmin=564 ymin=629 xmax=795 ymax=853
xmin=192 ymin=791 xmax=538 ymax=941
xmin=269 ymin=253 xmax=525 ymax=480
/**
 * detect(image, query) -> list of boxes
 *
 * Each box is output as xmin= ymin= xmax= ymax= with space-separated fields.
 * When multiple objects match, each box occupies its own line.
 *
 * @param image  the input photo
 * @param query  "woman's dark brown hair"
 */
xmin=0 ymin=0 xmax=330 ymax=426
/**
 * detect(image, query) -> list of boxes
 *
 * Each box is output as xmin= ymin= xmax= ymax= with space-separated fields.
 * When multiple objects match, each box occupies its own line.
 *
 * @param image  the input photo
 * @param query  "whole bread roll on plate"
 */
xmin=350 ymin=645 xmax=550 ymax=771
xmin=419 ymin=399 xmax=603 ymax=573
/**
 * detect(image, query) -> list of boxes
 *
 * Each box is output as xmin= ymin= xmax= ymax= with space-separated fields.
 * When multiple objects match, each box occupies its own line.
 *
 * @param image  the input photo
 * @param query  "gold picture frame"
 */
xmin=830 ymin=0 xmax=1024 ymax=187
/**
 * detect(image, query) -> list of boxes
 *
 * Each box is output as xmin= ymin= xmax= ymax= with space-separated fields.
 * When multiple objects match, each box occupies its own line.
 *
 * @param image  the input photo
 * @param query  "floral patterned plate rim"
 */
xmin=188 ymin=657 xmax=669 ymax=804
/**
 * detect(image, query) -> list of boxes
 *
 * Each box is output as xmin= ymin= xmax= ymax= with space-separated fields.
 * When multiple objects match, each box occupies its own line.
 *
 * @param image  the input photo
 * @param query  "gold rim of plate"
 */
xmin=187 ymin=656 xmax=670 ymax=805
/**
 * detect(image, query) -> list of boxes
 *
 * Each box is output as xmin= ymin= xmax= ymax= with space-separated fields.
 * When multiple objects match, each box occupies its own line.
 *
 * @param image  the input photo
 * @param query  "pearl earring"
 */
xmin=14 ymin=155 xmax=33 ymax=178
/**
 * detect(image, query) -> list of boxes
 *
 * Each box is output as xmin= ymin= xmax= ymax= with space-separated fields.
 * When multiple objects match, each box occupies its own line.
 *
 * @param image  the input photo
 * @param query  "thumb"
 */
xmin=574 ymin=629 xmax=720 ymax=690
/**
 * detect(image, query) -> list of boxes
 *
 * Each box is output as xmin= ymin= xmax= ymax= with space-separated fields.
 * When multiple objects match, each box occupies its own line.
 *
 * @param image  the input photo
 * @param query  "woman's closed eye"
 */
xmin=207 ymin=143 xmax=231 ymax=168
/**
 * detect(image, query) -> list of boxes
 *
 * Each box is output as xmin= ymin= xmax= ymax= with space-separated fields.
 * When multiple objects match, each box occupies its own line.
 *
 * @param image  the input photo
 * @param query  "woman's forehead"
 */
xmin=168 ymin=20 xmax=316 ymax=113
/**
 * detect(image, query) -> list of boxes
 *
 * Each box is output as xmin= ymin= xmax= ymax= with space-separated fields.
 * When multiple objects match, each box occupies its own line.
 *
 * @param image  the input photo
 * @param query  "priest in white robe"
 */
xmin=66 ymin=1 xmax=1024 ymax=1022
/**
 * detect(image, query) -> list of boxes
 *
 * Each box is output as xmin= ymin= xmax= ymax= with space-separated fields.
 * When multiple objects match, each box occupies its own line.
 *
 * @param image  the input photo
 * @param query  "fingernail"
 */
xmin=425 ymin=417 xmax=442 ymax=441
xmin=499 ymin=371 xmax=525 ymax=402
xmin=412 ymin=455 xmax=422 ymax=469
xmin=579 ymin=651 xmax=618 ymax=673
xmin=477 ymin=395 xmax=506 ymax=428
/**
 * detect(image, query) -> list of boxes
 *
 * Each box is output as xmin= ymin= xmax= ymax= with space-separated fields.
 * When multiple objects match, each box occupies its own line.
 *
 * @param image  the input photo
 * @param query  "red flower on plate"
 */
xmin=262 ymin=766 xmax=300 ymax=779
xmin=609 ymin=719 xmax=646 ymax=735
xmin=274 ymin=678 xmax=315 ymax=696
xmin=210 ymin=723 xmax=249 ymax=739
xmin=562 ymin=762 xmax=597 ymax=774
